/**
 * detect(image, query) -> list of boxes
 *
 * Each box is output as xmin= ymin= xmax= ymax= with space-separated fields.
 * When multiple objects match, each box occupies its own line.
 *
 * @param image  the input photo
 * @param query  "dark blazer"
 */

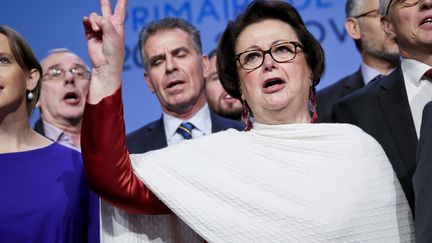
xmin=333 ymin=66 xmax=417 ymax=213
xmin=317 ymin=69 xmax=364 ymax=122
xmin=413 ymin=101 xmax=432 ymax=242
xmin=34 ymin=117 xmax=45 ymax=136
xmin=126 ymin=110 xmax=244 ymax=153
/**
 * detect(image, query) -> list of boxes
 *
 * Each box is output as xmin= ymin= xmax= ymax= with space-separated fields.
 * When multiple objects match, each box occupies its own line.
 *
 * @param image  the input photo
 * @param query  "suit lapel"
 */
xmin=342 ymin=69 xmax=364 ymax=97
xmin=378 ymin=67 xmax=417 ymax=174
xmin=210 ymin=110 xmax=223 ymax=133
xmin=147 ymin=118 xmax=168 ymax=150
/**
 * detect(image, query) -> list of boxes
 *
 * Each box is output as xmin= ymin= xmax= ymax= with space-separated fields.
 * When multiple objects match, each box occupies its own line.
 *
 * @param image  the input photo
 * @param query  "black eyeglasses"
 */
xmin=353 ymin=9 xmax=380 ymax=19
xmin=235 ymin=41 xmax=304 ymax=71
xmin=43 ymin=66 xmax=91 ymax=81
xmin=385 ymin=0 xmax=420 ymax=16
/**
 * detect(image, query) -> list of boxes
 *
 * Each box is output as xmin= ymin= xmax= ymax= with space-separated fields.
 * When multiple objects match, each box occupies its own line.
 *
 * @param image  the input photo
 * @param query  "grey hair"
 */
xmin=379 ymin=0 xmax=392 ymax=16
xmin=345 ymin=0 xmax=367 ymax=17
xmin=41 ymin=48 xmax=89 ymax=71
xmin=138 ymin=18 xmax=202 ymax=71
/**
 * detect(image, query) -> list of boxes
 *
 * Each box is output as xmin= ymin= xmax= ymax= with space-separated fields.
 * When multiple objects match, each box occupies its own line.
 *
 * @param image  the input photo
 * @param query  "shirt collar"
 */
xmin=163 ymin=103 xmax=212 ymax=138
xmin=401 ymin=58 xmax=432 ymax=87
xmin=43 ymin=120 xmax=64 ymax=142
xmin=360 ymin=62 xmax=382 ymax=85
xmin=42 ymin=120 xmax=80 ymax=151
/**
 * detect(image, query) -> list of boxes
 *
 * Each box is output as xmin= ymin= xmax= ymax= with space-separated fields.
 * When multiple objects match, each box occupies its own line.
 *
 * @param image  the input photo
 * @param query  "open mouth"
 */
xmin=63 ymin=92 xmax=80 ymax=104
xmin=262 ymin=78 xmax=286 ymax=93
xmin=223 ymin=94 xmax=234 ymax=100
xmin=263 ymin=78 xmax=286 ymax=88
xmin=421 ymin=17 xmax=432 ymax=26
xmin=166 ymin=80 xmax=186 ymax=89
xmin=222 ymin=94 xmax=237 ymax=103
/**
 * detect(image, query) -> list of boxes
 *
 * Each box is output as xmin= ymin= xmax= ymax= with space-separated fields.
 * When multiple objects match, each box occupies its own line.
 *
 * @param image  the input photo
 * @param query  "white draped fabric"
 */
xmin=129 ymin=123 xmax=414 ymax=242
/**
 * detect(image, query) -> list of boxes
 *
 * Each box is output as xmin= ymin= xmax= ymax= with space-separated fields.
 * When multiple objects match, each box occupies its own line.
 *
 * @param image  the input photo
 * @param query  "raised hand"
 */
xmin=83 ymin=0 xmax=127 ymax=104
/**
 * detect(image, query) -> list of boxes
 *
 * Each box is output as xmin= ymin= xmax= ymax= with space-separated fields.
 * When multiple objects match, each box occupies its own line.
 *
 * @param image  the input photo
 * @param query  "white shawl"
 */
xmin=131 ymin=123 xmax=414 ymax=242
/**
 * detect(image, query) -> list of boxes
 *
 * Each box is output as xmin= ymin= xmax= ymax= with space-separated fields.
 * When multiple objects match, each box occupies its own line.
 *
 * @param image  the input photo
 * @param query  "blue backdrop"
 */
xmin=1 ymin=0 xmax=360 ymax=132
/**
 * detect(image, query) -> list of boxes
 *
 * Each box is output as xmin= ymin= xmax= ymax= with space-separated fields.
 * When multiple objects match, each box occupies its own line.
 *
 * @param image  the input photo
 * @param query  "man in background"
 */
xmin=317 ymin=0 xmax=399 ymax=122
xmin=334 ymin=0 xmax=432 ymax=214
xmin=205 ymin=49 xmax=242 ymax=121
xmin=34 ymin=48 xmax=90 ymax=151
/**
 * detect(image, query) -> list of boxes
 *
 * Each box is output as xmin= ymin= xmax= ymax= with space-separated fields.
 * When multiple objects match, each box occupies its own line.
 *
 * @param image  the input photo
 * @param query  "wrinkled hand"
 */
xmin=83 ymin=0 xmax=127 ymax=104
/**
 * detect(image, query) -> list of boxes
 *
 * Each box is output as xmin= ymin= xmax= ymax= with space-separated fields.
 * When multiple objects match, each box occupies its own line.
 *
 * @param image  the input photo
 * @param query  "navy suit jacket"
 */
xmin=126 ymin=110 xmax=244 ymax=153
xmin=317 ymin=69 xmax=364 ymax=122
xmin=34 ymin=117 xmax=46 ymax=136
xmin=333 ymin=66 xmax=417 ymax=213
xmin=413 ymin=101 xmax=432 ymax=242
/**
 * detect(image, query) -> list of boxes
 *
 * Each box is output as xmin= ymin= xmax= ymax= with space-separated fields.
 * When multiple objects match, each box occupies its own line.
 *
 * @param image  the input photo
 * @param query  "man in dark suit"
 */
xmin=413 ymin=101 xmax=432 ymax=242
xmin=333 ymin=0 xmax=432 ymax=215
xmin=317 ymin=0 xmax=399 ymax=122
xmin=101 ymin=18 xmax=243 ymax=242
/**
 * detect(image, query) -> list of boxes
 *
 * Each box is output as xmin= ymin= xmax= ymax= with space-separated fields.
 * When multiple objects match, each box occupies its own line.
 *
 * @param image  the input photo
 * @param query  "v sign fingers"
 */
xmin=100 ymin=0 xmax=113 ymax=17
xmin=83 ymin=0 xmax=128 ymax=104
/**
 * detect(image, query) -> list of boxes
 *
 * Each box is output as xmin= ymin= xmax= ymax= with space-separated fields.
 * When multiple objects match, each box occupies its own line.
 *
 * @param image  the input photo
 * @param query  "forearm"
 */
xmin=81 ymin=86 xmax=170 ymax=214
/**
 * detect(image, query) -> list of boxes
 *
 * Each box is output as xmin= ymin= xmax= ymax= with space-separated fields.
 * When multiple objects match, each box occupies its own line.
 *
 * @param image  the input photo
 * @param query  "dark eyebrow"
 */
xmin=171 ymin=47 xmax=190 ymax=56
xmin=148 ymin=54 xmax=166 ymax=65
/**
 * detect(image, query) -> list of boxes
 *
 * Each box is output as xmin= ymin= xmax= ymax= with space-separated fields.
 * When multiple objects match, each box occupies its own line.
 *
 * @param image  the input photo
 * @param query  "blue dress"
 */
xmin=0 ymin=143 xmax=99 ymax=242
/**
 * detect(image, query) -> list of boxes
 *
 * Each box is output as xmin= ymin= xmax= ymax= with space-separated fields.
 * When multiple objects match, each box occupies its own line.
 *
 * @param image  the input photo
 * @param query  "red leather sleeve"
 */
xmin=81 ymin=87 xmax=171 ymax=214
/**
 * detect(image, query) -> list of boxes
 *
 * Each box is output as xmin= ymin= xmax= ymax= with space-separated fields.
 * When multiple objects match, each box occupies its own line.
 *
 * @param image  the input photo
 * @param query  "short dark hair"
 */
xmin=217 ymin=0 xmax=325 ymax=100
xmin=208 ymin=49 xmax=217 ymax=60
xmin=138 ymin=18 xmax=202 ymax=70
xmin=0 ymin=25 xmax=42 ymax=117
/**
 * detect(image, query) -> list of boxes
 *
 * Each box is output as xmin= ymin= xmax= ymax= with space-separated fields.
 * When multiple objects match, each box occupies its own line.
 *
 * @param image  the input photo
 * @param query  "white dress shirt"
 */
xmin=401 ymin=58 xmax=432 ymax=138
xmin=163 ymin=103 xmax=212 ymax=146
xmin=43 ymin=120 xmax=80 ymax=151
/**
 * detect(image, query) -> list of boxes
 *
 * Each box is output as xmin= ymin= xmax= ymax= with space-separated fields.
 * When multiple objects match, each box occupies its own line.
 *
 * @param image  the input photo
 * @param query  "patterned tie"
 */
xmin=176 ymin=122 xmax=194 ymax=140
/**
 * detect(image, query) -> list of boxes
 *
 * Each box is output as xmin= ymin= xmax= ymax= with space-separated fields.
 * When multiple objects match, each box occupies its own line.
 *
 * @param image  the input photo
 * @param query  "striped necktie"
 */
xmin=176 ymin=122 xmax=194 ymax=140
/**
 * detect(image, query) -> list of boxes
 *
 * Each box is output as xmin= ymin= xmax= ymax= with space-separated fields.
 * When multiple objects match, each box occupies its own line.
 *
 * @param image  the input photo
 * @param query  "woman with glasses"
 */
xmin=0 ymin=25 xmax=99 ymax=242
xmin=82 ymin=0 xmax=414 ymax=241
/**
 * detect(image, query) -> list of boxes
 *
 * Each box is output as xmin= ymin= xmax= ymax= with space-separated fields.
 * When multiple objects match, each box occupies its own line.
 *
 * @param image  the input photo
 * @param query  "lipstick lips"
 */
xmin=262 ymin=78 xmax=286 ymax=93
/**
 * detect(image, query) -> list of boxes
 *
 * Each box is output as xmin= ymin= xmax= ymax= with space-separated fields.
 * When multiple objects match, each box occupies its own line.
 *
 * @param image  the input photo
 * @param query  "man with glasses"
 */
xmin=317 ymin=0 xmax=399 ymax=122
xmin=334 ymin=0 xmax=432 ymax=219
xmin=34 ymin=48 xmax=91 ymax=151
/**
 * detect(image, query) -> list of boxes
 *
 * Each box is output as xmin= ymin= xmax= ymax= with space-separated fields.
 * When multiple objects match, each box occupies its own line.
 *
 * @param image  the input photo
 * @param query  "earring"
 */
xmin=241 ymin=100 xmax=253 ymax=131
xmin=27 ymin=91 xmax=34 ymax=101
xmin=308 ymin=86 xmax=318 ymax=123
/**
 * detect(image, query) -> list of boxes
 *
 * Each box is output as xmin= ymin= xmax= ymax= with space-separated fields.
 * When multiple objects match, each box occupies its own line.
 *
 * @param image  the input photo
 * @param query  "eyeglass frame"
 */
xmin=353 ymin=9 xmax=381 ymax=19
xmin=42 ymin=65 xmax=91 ymax=81
xmin=385 ymin=0 xmax=421 ymax=16
xmin=235 ymin=41 xmax=304 ymax=71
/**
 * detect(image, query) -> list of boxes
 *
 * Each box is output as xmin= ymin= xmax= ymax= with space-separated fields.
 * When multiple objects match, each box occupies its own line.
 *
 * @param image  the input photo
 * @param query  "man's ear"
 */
xmin=381 ymin=16 xmax=397 ymax=40
xmin=345 ymin=17 xmax=362 ymax=40
xmin=144 ymin=72 xmax=155 ymax=93
xmin=202 ymin=55 xmax=210 ymax=79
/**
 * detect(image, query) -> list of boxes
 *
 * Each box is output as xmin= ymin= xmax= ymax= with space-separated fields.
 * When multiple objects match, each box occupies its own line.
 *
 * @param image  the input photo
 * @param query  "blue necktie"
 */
xmin=176 ymin=122 xmax=194 ymax=140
